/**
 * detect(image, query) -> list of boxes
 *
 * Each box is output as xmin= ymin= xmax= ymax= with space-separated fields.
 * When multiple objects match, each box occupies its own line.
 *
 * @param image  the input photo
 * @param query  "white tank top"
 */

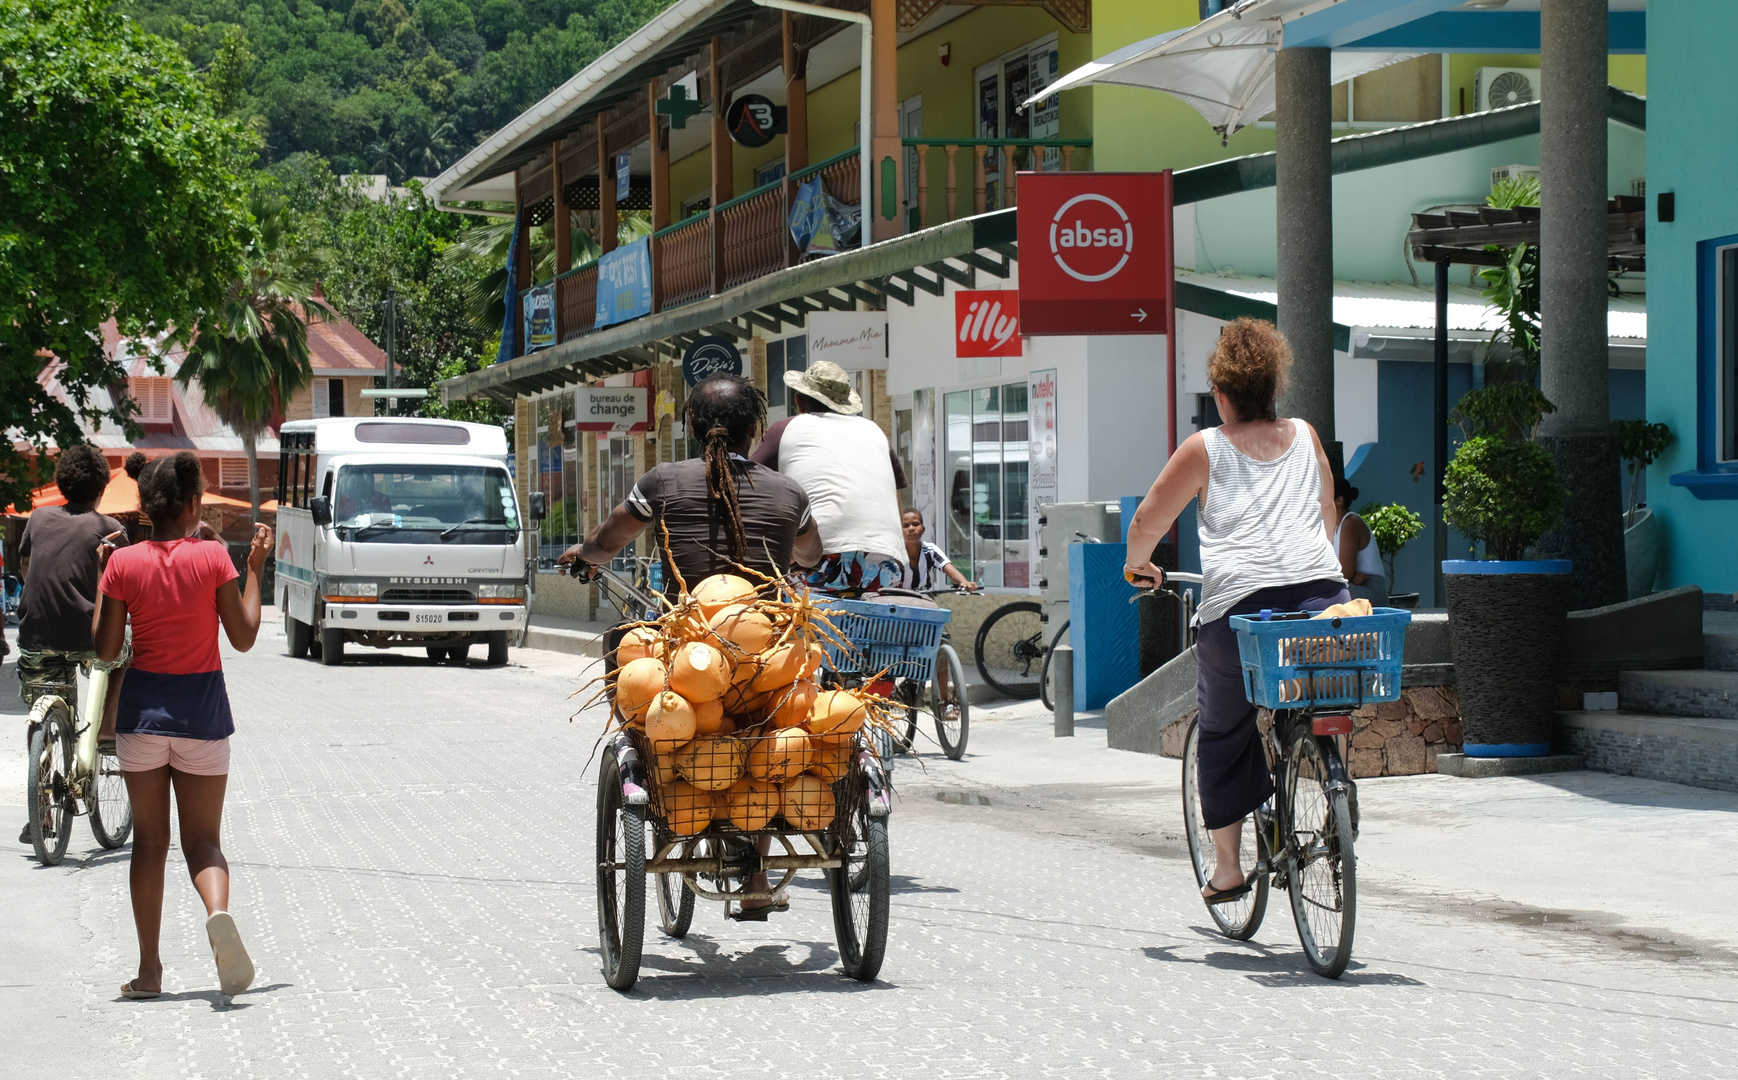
xmin=1196 ymin=421 xmax=1345 ymax=624
xmin=776 ymin=413 xmax=906 ymax=558
xmin=1334 ymin=512 xmax=1385 ymax=579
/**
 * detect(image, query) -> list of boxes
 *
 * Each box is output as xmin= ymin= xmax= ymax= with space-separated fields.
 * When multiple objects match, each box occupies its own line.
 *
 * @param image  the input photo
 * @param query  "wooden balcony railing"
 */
xmin=557 ymin=261 xmax=597 ymax=341
xmin=904 ymin=138 xmax=1093 ymax=230
xmin=717 ymin=183 xmax=786 ymax=290
xmin=654 ymin=212 xmax=712 ymax=310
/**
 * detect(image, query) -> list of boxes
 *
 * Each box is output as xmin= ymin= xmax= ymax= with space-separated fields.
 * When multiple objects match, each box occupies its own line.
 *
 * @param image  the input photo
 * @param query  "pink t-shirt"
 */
xmin=100 ymin=538 xmax=239 ymax=739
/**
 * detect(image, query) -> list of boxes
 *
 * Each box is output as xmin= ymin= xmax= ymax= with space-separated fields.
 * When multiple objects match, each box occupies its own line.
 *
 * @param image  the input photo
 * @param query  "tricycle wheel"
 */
xmin=931 ymin=642 xmax=969 ymax=760
xmin=828 ymin=777 xmax=889 ymax=981
xmin=596 ymin=747 xmax=645 ymax=991
xmin=656 ymin=839 xmax=696 ymax=938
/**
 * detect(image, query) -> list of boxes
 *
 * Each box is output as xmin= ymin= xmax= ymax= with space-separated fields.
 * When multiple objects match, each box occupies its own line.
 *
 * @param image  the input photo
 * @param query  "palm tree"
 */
xmin=177 ymin=190 xmax=329 ymax=522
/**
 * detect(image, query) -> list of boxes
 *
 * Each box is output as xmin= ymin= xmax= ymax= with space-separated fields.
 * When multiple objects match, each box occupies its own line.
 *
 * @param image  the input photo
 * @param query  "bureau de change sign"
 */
xmin=1016 ymin=171 xmax=1172 ymax=336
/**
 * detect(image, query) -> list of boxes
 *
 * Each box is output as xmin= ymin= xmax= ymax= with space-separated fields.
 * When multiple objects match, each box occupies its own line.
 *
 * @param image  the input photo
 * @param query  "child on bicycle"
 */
xmin=92 ymin=451 xmax=271 ymax=999
xmin=897 ymin=509 xmax=979 ymax=593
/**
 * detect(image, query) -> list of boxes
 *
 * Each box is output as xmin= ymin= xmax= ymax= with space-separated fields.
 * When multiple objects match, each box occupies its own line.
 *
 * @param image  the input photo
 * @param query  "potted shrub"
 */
xmin=1618 ymin=419 xmax=1674 ymax=599
xmin=1442 ymin=381 xmax=1570 ymax=758
xmin=1358 ymin=501 xmax=1424 ymax=607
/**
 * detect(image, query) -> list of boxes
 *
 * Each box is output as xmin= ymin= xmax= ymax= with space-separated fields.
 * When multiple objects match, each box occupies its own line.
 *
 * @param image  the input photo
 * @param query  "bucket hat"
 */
xmin=783 ymin=360 xmax=863 ymax=415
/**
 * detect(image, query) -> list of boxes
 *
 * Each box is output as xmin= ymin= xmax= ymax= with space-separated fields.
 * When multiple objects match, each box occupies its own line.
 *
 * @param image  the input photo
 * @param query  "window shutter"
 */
xmin=129 ymin=377 xmax=173 ymax=423
xmin=219 ymin=459 xmax=249 ymax=489
xmin=312 ymin=379 xmax=330 ymax=419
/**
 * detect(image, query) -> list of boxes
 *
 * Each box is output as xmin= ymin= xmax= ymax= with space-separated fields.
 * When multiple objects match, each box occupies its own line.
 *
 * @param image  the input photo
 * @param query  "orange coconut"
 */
xmin=809 ymin=689 xmax=869 ymax=737
xmin=645 ymin=690 xmax=698 ymax=748
xmin=692 ymin=574 xmax=758 ymax=620
xmin=749 ymin=642 xmax=805 ymax=692
xmin=768 ymin=679 xmax=818 ymax=730
xmin=616 ymin=657 xmax=667 ymax=717
xmin=799 ymin=642 xmax=828 ymax=681
xmin=725 ymin=777 xmax=780 ymax=832
xmin=708 ymin=603 xmax=777 ymax=655
xmin=662 ymin=780 xmax=717 ymax=836
xmin=782 ymin=773 xmax=836 ymax=831
xmin=673 ymin=735 xmax=746 ymax=791
xmin=746 ymin=726 xmax=811 ymax=782
xmin=668 ymin=641 xmax=730 ymax=702
xmin=616 ymin=625 xmax=663 ymax=665
xmin=691 ymin=697 xmax=727 ymax=736
xmin=805 ymin=741 xmax=852 ymax=782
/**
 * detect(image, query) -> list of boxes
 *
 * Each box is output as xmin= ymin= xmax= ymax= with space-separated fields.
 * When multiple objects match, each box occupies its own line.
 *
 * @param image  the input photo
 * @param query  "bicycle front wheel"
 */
xmin=596 ymin=746 xmax=645 ymax=991
xmin=27 ymin=702 xmax=75 ymax=866
xmin=89 ymin=746 xmax=133 ymax=849
xmin=829 ymin=773 xmax=889 ymax=982
xmin=974 ymin=601 xmax=1044 ymax=699
xmin=1038 ymin=621 xmax=1069 ymax=712
xmin=1286 ymin=734 xmax=1357 ymax=979
xmin=1181 ymin=720 xmax=1267 ymax=940
xmin=931 ymin=643 xmax=969 ymax=760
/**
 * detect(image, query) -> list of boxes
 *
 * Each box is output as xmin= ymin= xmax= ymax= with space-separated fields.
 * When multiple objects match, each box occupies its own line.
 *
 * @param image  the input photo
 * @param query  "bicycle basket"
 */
xmin=816 ymin=598 xmax=952 ymax=683
xmin=626 ymin=726 xmax=858 ymax=839
xmin=1229 ymin=607 xmax=1411 ymax=709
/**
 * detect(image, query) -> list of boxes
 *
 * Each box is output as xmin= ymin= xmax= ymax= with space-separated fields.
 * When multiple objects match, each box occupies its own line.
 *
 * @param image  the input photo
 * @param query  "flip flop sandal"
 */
xmin=206 ymin=912 xmax=255 ymax=997
xmin=727 ymin=900 xmax=790 ymax=922
xmin=1201 ymin=879 xmax=1254 ymax=905
xmin=120 ymin=981 xmax=161 ymax=1000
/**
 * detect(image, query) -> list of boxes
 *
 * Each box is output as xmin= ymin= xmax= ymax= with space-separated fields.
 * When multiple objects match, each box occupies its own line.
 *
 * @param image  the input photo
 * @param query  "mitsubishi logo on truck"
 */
xmin=423 ymin=555 xmax=435 ymax=565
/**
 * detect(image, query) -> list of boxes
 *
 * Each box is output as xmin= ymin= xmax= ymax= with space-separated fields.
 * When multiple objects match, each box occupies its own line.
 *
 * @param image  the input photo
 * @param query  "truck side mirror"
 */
xmin=529 ymin=491 xmax=547 ymax=520
xmin=309 ymin=495 xmax=332 ymax=527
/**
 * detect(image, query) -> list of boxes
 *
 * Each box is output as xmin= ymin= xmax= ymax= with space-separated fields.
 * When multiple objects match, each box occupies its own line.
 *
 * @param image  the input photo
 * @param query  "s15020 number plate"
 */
xmin=414 ymin=613 xmax=444 ymax=624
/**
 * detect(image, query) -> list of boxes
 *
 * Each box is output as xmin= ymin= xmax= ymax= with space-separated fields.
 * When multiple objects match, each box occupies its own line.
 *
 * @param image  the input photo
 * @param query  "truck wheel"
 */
xmin=319 ymin=625 xmax=345 ymax=666
xmin=425 ymin=646 xmax=448 ymax=662
xmin=486 ymin=631 xmax=510 ymax=667
xmin=285 ymin=610 xmax=311 ymax=659
xmin=448 ymin=643 xmax=471 ymax=664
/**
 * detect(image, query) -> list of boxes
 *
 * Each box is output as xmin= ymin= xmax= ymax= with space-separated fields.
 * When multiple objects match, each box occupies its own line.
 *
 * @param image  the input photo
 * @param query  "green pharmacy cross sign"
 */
xmin=656 ymin=84 xmax=706 ymax=130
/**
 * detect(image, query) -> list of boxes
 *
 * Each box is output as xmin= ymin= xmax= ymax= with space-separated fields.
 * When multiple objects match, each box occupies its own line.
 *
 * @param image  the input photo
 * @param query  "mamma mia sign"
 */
xmin=807 ymin=311 xmax=887 ymax=370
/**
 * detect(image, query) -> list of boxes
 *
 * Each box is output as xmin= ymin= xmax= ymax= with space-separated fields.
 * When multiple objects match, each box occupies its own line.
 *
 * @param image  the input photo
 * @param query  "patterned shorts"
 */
xmin=803 ymin=551 xmax=907 ymax=597
xmin=17 ymin=636 xmax=131 ymax=708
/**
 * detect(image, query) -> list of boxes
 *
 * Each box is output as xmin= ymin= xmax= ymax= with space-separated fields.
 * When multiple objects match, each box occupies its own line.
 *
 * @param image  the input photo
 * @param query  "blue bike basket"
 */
xmin=817 ymin=599 xmax=952 ymax=683
xmin=1229 ymin=607 xmax=1412 ymax=710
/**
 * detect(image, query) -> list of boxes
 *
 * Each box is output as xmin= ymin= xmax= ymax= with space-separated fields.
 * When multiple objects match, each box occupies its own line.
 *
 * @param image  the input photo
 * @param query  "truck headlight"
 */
xmin=323 ymin=581 xmax=378 ymax=601
xmin=477 ymin=584 xmax=524 ymax=600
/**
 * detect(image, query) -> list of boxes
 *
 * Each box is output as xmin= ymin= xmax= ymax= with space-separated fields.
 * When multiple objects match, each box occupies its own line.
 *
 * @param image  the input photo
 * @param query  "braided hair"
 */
xmin=136 ymin=451 xmax=205 ymax=525
xmin=685 ymin=375 xmax=766 ymax=559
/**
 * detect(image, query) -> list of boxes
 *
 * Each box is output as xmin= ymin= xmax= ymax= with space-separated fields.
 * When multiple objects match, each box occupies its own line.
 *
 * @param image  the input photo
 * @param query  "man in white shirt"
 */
xmin=751 ymin=360 xmax=908 ymax=594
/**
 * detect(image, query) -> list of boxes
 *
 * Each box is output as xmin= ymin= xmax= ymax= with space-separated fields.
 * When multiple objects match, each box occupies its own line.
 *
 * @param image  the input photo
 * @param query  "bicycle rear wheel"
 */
xmin=829 ymin=771 xmax=889 ymax=981
xmin=1285 ymin=734 xmax=1356 ymax=979
xmin=931 ymin=643 xmax=969 ymax=760
xmin=27 ymin=702 xmax=75 ymax=867
xmin=596 ymin=746 xmax=645 ymax=991
xmin=656 ymin=839 xmax=696 ymax=938
xmin=1038 ymin=621 xmax=1069 ymax=712
xmin=89 ymin=746 xmax=133 ymax=849
xmin=1181 ymin=720 xmax=1267 ymax=940
xmin=974 ymin=601 xmax=1044 ymax=699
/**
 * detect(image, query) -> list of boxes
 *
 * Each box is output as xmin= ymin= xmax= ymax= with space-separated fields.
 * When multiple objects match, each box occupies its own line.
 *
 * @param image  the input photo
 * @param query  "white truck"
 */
xmin=272 ymin=418 xmax=545 ymax=666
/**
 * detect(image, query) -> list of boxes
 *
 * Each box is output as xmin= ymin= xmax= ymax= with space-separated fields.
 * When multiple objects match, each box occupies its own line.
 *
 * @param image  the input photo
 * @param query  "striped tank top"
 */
xmin=1196 ymin=420 xmax=1344 ymax=624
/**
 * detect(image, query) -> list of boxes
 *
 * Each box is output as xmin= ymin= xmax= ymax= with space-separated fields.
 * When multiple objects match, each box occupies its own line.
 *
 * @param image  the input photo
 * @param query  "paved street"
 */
xmin=4 ymin=626 xmax=1737 ymax=1079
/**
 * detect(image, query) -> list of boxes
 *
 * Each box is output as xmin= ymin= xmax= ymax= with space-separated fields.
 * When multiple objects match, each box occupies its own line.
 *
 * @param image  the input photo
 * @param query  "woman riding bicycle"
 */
xmin=1123 ymin=318 xmax=1347 ymax=905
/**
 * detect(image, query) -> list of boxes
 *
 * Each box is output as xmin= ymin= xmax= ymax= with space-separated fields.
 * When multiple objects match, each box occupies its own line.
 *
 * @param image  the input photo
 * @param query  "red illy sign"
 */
xmin=954 ymin=290 xmax=1021 ymax=358
xmin=1016 ymin=171 xmax=1172 ymax=336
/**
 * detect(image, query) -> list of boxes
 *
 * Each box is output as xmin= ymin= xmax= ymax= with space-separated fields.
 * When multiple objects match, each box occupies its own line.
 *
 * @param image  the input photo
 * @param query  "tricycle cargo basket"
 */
xmin=817 ymin=598 xmax=952 ymax=683
xmin=1229 ymin=607 xmax=1412 ymax=709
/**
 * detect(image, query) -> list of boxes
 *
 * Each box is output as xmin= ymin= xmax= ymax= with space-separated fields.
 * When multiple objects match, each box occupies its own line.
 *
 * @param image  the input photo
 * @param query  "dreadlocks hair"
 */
xmin=685 ymin=375 xmax=767 ymax=559
xmin=137 ymin=451 xmax=204 ymax=525
xmin=53 ymin=445 xmax=111 ymax=505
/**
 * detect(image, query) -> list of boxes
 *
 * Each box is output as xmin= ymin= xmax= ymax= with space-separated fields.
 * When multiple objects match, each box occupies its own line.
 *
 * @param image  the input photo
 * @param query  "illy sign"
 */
xmin=1018 ymin=171 xmax=1172 ymax=336
xmin=955 ymin=290 xmax=1021 ymax=358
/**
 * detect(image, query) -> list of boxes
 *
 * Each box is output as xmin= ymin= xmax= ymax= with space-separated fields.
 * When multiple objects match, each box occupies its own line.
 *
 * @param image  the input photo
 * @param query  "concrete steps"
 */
xmin=1705 ymin=632 xmax=1738 ymax=672
xmin=1556 ymin=710 xmax=1738 ymax=793
xmin=1618 ymin=668 xmax=1738 ymax=720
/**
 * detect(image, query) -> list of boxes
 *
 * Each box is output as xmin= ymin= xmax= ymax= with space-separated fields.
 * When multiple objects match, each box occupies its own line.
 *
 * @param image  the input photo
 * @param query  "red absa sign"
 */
xmin=1017 ymin=171 xmax=1172 ymax=336
xmin=954 ymin=290 xmax=1021 ymax=358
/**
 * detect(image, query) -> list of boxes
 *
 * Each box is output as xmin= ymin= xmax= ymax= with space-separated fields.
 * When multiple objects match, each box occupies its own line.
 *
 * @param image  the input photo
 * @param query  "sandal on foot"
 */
xmin=120 ymin=981 xmax=160 ymax=1000
xmin=727 ymin=900 xmax=789 ymax=922
xmin=206 ymin=912 xmax=255 ymax=996
xmin=1202 ymin=879 xmax=1253 ymax=905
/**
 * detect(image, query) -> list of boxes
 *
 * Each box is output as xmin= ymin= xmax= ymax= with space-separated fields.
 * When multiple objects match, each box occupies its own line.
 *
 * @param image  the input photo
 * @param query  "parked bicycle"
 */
xmin=25 ymin=667 xmax=132 ymax=866
xmin=847 ymin=588 xmax=970 ymax=761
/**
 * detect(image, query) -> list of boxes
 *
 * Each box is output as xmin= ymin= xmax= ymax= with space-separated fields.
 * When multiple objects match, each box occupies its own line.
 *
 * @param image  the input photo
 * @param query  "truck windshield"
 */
xmin=334 ymin=465 xmax=518 ymax=542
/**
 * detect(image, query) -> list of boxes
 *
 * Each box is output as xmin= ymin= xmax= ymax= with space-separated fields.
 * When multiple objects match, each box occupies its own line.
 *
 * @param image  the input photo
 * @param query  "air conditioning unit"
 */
xmin=1490 ymin=163 xmax=1539 ymax=190
xmin=1475 ymin=67 xmax=1539 ymax=112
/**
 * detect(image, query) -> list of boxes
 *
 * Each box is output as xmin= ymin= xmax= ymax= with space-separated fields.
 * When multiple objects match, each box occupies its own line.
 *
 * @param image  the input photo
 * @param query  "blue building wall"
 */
xmin=1647 ymin=0 xmax=1738 ymax=594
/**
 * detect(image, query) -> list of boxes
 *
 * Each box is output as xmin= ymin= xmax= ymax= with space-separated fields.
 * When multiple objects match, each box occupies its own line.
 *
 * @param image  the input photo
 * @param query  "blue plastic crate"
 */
xmin=817 ymin=598 xmax=952 ymax=683
xmin=1229 ymin=607 xmax=1412 ymax=710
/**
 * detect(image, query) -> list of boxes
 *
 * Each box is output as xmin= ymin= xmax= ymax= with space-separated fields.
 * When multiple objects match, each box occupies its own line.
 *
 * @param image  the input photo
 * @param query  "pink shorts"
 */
xmin=116 ymin=734 xmax=231 ymax=775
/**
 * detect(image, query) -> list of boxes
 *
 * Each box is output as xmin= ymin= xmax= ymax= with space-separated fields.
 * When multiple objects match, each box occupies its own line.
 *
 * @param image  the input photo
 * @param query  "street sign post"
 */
xmin=1016 ymin=171 xmax=1172 ymax=337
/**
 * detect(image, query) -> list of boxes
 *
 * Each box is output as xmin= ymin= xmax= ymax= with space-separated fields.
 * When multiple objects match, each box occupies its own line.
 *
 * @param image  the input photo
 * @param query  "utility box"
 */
xmin=1037 ymin=501 xmax=1121 ymax=638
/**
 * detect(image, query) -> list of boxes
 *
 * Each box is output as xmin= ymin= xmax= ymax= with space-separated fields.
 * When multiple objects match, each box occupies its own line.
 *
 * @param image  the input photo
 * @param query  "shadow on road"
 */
xmin=109 ymin=982 xmax=293 ymax=1010
xmin=586 ymin=939 xmax=895 ymax=998
xmin=1142 ymin=941 xmax=1426 ymax=987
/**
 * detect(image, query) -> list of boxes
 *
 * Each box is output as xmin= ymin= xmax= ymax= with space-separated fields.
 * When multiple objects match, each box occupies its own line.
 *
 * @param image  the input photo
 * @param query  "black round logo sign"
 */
xmin=725 ymin=94 xmax=785 ymax=149
xmin=682 ymin=337 xmax=743 ymax=386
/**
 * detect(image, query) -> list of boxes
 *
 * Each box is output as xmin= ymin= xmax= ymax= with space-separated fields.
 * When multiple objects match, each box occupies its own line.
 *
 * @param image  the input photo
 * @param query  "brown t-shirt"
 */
xmin=626 ymin=457 xmax=813 ymax=590
xmin=18 ymin=503 xmax=124 ymax=652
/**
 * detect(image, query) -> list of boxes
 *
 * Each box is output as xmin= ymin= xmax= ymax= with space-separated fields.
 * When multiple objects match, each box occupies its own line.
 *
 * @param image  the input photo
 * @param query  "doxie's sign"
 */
xmin=955 ymin=290 xmax=1021 ymax=358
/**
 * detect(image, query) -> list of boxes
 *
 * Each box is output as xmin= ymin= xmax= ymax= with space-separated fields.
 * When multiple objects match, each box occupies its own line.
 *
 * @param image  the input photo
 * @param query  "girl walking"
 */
xmin=92 ymin=452 xmax=271 ymax=999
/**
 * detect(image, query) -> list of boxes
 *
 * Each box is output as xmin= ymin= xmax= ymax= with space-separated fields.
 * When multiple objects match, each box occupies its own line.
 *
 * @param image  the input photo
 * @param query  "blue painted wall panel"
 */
xmin=1068 ymin=541 xmax=1140 ymax=712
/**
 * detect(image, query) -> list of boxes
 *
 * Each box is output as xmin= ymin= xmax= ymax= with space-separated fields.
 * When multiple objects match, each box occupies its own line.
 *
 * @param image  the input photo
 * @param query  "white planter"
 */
xmin=1624 ymin=506 xmax=1660 ymax=599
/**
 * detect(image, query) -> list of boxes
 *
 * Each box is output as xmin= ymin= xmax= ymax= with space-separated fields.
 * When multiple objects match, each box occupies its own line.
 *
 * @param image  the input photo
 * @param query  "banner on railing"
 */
xmin=595 ymin=237 xmax=652 ymax=328
xmin=789 ymin=174 xmax=860 ymax=257
xmin=523 ymin=282 xmax=556 ymax=351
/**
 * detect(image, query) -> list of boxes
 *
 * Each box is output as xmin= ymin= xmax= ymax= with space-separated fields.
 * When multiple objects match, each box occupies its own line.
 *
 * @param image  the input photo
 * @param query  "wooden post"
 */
xmin=972 ymin=146 xmax=987 ymax=215
xmin=552 ymin=141 xmax=571 ymax=340
xmin=870 ymin=0 xmax=901 ymax=241
xmin=1061 ymin=145 xmax=1074 ymax=172
xmin=514 ymin=181 xmax=532 ymax=356
xmin=750 ymin=336 xmax=768 ymax=397
xmin=1004 ymin=145 xmax=1018 ymax=206
xmin=597 ymin=120 xmax=617 ymax=256
xmin=915 ymin=144 xmax=928 ymax=229
xmin=782 ymin=12 xmax=809 ymax=268
xmin=710 ymin=37 xmax=732 ymax=296
xmin=649 ymin=81 xmax=670 ymax=310
xmin=944 ymin=145 xmax=958 ymax=221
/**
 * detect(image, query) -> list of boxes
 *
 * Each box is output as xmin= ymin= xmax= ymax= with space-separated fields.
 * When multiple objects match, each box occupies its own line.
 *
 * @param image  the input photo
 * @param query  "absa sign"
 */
xmin=1017 ymin=171 xmax=1171 ymax=336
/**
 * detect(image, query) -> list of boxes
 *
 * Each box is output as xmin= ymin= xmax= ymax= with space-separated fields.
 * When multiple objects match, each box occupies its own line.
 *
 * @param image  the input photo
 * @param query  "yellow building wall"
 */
xmin=1446 ymin=54 xmax=1645 ymax=116
xmin=283 ymin=376 xmax=372 ymax=421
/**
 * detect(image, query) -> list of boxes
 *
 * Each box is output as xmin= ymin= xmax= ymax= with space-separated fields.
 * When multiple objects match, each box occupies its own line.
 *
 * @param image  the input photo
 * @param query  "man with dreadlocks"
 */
xmin=558 ymin=375 xmax=822 ymax=589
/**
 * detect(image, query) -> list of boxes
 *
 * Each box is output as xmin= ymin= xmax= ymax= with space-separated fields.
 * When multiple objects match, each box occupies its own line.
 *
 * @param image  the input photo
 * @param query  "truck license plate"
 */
xmin=414 ymin=613 xmax=444 ymax=624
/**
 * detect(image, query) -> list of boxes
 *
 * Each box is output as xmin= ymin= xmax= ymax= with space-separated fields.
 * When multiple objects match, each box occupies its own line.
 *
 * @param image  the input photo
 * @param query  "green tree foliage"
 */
xmin=1450 ymin=380 xmax=1556 ymax=443
xmin=176 ymin=190 xmax=325 ymax=519
xmin=1617 ymin=419 xmax=1674 ymax=526
xmin=122 ymin=0 xmax=675 ymax=182
xmin=1477 ymin=175 xmax=1541 ymax=373
xmin=1444 ymin=437 xmax=1568 ymax=563
xmin=1 ymin=0 xmax=252 ymax=509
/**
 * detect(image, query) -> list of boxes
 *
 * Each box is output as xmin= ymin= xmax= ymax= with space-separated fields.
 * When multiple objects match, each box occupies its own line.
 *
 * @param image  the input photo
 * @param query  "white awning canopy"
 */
xmin=1026 ymin=0 xmax=1417 ymax=140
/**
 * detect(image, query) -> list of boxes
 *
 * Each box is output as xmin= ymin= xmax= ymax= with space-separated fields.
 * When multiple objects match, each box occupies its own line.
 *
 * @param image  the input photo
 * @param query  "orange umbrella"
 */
xmin=24 ymin=467 xmax=140 ymax=516
xmin=200 ymin=491 xmax=254 ymax=509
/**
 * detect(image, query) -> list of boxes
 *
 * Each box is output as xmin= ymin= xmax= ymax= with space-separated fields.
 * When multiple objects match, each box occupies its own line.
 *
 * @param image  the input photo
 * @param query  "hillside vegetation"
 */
xmin=124 ymin=0 xmax=670 ymax=181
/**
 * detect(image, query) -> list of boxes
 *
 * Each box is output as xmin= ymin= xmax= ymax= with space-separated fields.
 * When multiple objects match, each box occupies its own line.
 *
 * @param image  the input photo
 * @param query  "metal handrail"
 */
xmin=556 ymin=258 xmax=599 ymax=281
xmin=712 ymin=175 xmax=786 ymax=216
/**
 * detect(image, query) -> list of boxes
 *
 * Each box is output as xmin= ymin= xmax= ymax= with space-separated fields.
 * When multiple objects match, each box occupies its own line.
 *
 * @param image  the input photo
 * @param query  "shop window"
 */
xmin=219 ymin=458 xmax=249 ymax=489
xmin=129 ymin=377 xmax=173 ymax=424
xmin=754 ymin=160 xmax=786 ymax=189
xmin=974 ymin=35 xmax=1061 ymax=210
xmin=1719 ymin=242 xmax=1738 ymax=464
xmin=533 ymin=394 xmax=581 ymax=565
xmin=766 ymin=335 xmax=808 ymax=411
xmin=943 ymin=382 xmax=1030 ymax=588
xmin=312 ymin=378 xmax=345 ymax=419
xmin=598 ymin=435 xmax=637 ymax=570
